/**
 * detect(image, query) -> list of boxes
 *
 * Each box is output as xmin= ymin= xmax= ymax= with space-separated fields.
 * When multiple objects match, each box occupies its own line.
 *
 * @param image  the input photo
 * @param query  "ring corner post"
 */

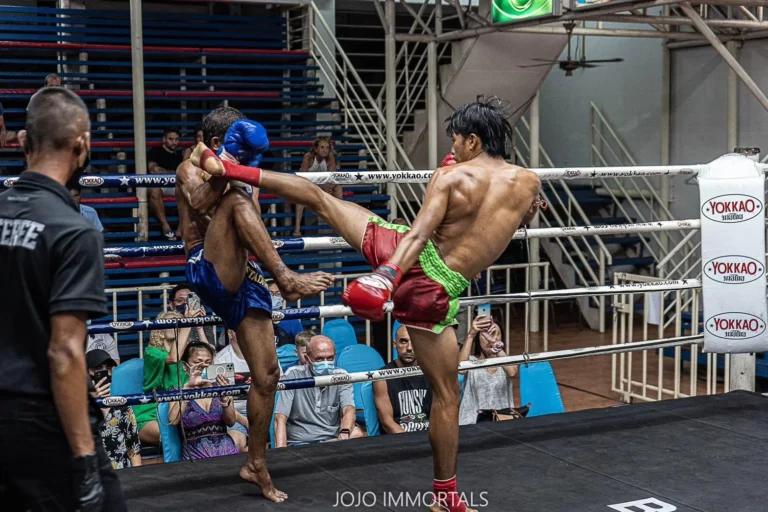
xmin=129 ymin=0 xmax=148 ymax=242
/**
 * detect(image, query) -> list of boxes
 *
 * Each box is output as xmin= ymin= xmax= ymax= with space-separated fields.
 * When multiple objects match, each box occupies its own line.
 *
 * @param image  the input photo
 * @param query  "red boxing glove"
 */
xmin=342 ymin=263 xmax=402 ymax=321
xmin=198 ymin=149 xmax=263 ymax=187
xmin=441 ymin=153 xmax=457 ymax=167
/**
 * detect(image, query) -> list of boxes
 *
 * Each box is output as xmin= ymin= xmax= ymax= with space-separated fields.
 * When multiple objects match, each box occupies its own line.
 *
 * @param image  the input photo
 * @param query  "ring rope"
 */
xmin=102 ymin=220 xmax=701 ymax=258
xmin=89 ymin=280 xmax=700 ymax=335
xmin=95 ymin=335 xmax=704 ymax=408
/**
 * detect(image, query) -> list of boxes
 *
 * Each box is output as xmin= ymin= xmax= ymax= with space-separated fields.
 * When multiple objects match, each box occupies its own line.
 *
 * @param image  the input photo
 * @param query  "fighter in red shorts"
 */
xmin=192 ymin=97 xmax=544 ymax=512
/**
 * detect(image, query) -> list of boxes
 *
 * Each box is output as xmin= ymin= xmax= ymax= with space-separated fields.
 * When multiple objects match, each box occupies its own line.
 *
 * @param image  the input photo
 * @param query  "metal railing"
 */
xmin=285 ymin=2 xmax=421 ymax=223
xmin=611 ymin=272 xmax=729 ymax=403
xmin=107 ymin=262 xmax=549 ymax=360
xmin=590 ymin=102 xmax=697 ymax=276
xmin=514 ymin=114 xmax=610 ymax=326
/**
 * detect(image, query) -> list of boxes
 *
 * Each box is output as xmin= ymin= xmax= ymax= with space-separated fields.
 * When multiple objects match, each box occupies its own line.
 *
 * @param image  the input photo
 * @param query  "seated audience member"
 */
xmin=87 ymin=331 xmax=119 ymax=365
xmin=293 ymin=137 xmax=340 ymax=236
xmin=169 ymin=282 xmax=215 ymax=346
xmin=147 ymin=126 xmax=182 ymax=240
xmin=294 ymin=329 xmax=314 ymax=365
xmin=168 ymin=342 xmax=239 ymax=460
xmin=70 ymin=188 xmax=103 ymax=232
xmin=182 ymin=124 xmax=204 ymax=161
xmin=374 ymin=323 xmax=432 ymax=434
xmin=268 ymin=281 xmax=304 ymax=347
xmin=458 ymin=314 xmax=518 ymax=425
xmin=274 ymin=335 xmax=363 ymax=447
xmin=213 ymin=329 xmax=250 ymax=452
xmin=87 ymin=349 xmax=142 ymax=469
xmin=133 ymin=311 xmax=193 ymax=446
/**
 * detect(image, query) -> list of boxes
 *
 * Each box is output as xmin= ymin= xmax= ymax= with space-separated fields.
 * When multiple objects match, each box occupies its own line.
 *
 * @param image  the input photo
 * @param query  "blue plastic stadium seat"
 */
xmin=157 ymin=402 xmax=182 ymax=462
xmin=336 ymin=344 xmax=385 ymax=425
xmin=277 ymin=344 xmax=299 ymax=373
xmin=519 ymin=362 xmax=565 ymax=417
xmin=322 ymin=319 xmax=358 ymax=353
xmin=111 ymin=358 xmax=144 ymax=396
xmin=360 ymin=381 xmax=380 ymax=437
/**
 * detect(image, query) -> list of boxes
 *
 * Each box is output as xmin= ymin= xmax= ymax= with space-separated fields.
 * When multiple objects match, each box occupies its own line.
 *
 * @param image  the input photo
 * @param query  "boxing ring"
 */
xmin=59 ymin=155 xmax=768 ymax=510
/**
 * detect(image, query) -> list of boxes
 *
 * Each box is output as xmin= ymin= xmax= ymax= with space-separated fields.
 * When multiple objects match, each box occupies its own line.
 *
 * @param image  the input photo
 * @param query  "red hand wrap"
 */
xmin=221 ymin=159 xmax=262 ymax=187
xmin=199 ymin=149 xmax=219 ymax=170
xmin=375 ymin=262 xmax=403 ymax=288
xmin=433 ymin=477 xmax=468 ymax=512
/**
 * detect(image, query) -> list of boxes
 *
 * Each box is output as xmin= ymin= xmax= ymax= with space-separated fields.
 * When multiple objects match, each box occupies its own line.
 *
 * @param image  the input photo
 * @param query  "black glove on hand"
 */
xmin=73 ymin=453 xmax=104 ymax=512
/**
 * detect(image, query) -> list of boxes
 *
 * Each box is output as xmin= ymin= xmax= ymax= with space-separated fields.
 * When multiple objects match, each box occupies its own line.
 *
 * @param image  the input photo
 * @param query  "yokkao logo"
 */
xmin=271 ymin=311 xmax=285 ymax=321
xmin=109 ymin=322 xmax=134 ymax=330
xmin=563 ymin=170 xmax=581 ymax=178
xmin=80 ymin=176 xmax=105 ymax=187
xmin=702 ymin=194 xmax=762 ymax=223
xmin=101 ymin=396 xmax=128 ymax=407
xmin=2 ymin=178 xmax=18 ymax=188
xmin=706 ymin=312 xmax=766 ymax=340
xmin=704 ymin=255 xmax=765 ymax=284
xmin=272 ymin=240 xmax=285 ymax=248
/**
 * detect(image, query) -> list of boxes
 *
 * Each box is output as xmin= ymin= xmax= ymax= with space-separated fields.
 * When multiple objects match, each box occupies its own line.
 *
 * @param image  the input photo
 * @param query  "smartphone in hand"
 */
xmin=93 ymin=368 xmax=111 ymax=385
xmin=477 ymin=303 xmax=491 ymax=317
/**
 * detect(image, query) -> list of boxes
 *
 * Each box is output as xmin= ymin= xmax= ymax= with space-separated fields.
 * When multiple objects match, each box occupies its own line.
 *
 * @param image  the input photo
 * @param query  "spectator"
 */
xmin=274 ymin=335 xmax=363 ymax=447
xmin=147 ymin=127 xmax=182 ymax=240
xmin=168 ymin=341 xmax=239 ymax=460
xmin=70 ymin=188 xmax=103 ymax=232
xmin=168 ymin=282 xmax=215 ymax=346
xmin=268 ymin=281 xmax=304 ymax=347
xmin=294 ymin=329 xmax=314 ymax=365
xmin=213 ymin=329 xmax=250 ymax=452
xmin=182 ymin=124 xmax=204 ymax=161
xmin=44 ymin=73 xmax=62 ymax=88
xmin=133 ymin=311 xmax=193 ymax=446
xmin=86 ymin=332 xmax=119 ymax=365
xmin=293 ymin=137 xmax=339 ymax=236
xmin=373 ymin=322 xmax=432 ymax=434
xmin=458 ymin=314 xmax=518 ymax=425
xmin=86 ymin=349 xmax=142 ymax=469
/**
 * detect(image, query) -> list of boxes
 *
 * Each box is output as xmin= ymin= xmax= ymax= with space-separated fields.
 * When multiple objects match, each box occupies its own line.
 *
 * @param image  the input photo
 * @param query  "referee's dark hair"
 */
xmin=23 ymin=87 xmax=89 ymax=155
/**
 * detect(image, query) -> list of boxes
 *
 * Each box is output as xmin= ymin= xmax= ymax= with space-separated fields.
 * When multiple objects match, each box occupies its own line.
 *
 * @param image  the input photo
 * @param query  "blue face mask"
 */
xmin=271 ymin=295 xmax=283 ymax=311
xmin=312 ymin=360 xmax=335 ymax=376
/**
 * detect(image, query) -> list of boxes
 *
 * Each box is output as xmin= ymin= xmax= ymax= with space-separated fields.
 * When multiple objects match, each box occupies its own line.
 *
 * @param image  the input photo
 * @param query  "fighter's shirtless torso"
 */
xmin=427 ymin=159 xmax=541 ymax=280
xmin=175 ymin=159 xmax=227 ymax=255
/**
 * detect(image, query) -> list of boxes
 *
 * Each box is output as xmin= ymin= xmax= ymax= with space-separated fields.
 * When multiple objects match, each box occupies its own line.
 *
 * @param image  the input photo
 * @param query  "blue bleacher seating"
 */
xmin=322 ymin=319 xmax=358 ymax=353
xmin=157 ymin=402 xmax=183 ymax=463
xmin=277 ymin=344 xmax=299 ymax=373
xmin=110 ymin=358 xmax=144 ymax=396
xmin=360 ymin=381 xmax=380 ymax=437
xmin=336 ymin=344 xmax=385 ymax=425
xmin=519 ymin=362 xmax=565 ymax=417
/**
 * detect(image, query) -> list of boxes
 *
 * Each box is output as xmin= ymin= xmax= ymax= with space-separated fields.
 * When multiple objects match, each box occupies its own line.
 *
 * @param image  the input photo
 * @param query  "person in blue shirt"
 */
xmin=70 ymin=188 xmax=103 ymax=232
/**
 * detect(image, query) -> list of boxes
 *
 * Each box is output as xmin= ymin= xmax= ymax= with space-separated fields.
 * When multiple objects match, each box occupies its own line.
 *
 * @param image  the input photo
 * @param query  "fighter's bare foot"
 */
xmin=277 ymin=271 xmax=334 ymax=302
xmin=190 ymin=143 xmax=226 ymax=176
xmin=240 ymin=463 xmax=287 ymax=503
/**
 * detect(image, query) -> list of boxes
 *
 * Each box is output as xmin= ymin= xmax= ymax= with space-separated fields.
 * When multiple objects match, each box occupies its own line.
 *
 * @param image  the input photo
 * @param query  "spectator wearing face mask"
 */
xmin=267 ymin=281 xmax=304 ymax=347
xmin=458 ymin=314 xmax=518 ymax=425
xmin=274 ymin=335 xmax=363 ymax=447
xmin=168 ymin=342 xmax=238 ymax=460
xmin=374 ymin=322 xmax=432 ymax=434
xmin=86 ymin=349 xmax=142 ymax=469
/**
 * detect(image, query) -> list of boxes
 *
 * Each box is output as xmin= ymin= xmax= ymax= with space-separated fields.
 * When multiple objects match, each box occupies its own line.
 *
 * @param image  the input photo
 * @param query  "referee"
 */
xmin=0 ymin=88 xmax=125 ymax=510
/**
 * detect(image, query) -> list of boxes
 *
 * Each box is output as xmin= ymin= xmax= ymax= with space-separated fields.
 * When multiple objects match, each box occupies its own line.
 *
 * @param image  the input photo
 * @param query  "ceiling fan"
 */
xmin=519 ymin=22 xmax=624 ymax=76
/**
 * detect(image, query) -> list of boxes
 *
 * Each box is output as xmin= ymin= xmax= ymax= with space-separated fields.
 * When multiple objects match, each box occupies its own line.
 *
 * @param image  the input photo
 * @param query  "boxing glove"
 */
xmin=220 ymin=119 xmax=269 ymax=165
xmin=73 ymin=453 xmax=105 ymax=512
xmin=441 ymin=153 xmax=457 ymax=167
xmin=342 ymin=263 xmax=403 ymax=321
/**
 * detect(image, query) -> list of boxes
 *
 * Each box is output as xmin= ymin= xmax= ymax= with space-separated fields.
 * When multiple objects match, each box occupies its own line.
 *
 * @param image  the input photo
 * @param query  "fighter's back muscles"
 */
xmin=175 ymin=160 xmax=227 ymax=254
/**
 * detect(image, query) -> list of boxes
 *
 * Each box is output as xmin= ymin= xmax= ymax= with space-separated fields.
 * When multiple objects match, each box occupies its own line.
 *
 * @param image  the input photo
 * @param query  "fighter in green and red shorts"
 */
xmin=354 ymin=216 xmax=470 ymax=333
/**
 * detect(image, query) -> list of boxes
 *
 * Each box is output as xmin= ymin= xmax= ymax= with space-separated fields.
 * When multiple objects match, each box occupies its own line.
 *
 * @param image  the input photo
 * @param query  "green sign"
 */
xmin=491 ymin=0 xmax=554 ymax=22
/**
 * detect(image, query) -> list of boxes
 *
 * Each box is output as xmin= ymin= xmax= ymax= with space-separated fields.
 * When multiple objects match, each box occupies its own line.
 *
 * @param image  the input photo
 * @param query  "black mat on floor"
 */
xmin=119 ymin=391 xmax=768 ymax=511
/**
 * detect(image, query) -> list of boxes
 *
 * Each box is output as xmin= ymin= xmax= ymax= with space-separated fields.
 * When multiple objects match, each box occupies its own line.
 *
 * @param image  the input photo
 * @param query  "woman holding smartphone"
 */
xmin=458 ymin=312 xmax=518 ymax=425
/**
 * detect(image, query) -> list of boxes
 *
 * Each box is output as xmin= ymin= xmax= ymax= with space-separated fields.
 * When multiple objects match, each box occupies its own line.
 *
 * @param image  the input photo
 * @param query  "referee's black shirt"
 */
xmin=0 ymin=171 xmax=106 ymax=398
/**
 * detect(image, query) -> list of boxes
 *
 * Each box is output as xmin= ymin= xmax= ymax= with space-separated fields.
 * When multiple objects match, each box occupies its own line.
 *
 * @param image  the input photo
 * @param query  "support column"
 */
xmin=529 ymin=92 xmax=541 ymax=333
xmin=130 ymin=0 xmax=149 ymax=241
xmin=385 ymin=0 xmax=398 ymax=218
xmin=660 ymin=44 xmax=671 ymax=254
xmin=726 ymin=40 xmax=740 ymax=152
xmin=427 ymin=40 xmax=438 ymax=169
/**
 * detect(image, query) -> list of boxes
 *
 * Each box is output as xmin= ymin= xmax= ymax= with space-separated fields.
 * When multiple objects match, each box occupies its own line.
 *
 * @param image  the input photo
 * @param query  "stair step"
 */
xmin=577 ymin=236 xmax=643 ymax=246
xmin=588 ymin=216 xmax=632 ymax=225
xmin=572 ymin=256 xmax=655 ymax=269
